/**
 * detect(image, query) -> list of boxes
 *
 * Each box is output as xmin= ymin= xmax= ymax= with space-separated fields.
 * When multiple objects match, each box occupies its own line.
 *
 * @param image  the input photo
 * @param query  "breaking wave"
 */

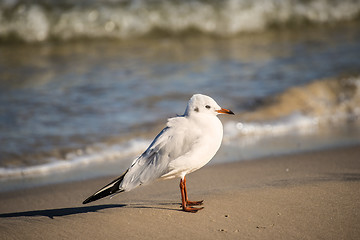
xmin=1 ymin=0 xmax=360 ymax=42
xmin=1 ymin=76 xmax=359 ymax=180
xmin=224 ymin=76 xmax=360 ymax=140
xmin=0 ymin=139 xmax=150 ymax=179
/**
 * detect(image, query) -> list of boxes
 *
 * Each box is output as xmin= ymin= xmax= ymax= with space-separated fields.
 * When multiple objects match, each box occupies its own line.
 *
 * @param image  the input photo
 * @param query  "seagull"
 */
xmin=83 ymin=94 xmax=234 ymax=212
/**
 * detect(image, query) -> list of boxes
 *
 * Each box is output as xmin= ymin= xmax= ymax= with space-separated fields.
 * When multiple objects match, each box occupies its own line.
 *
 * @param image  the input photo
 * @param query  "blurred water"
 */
xmin=0 ymin=3 xmax=360 ymax=189
xmin=1 ymin=0 xmax=360 ymax=42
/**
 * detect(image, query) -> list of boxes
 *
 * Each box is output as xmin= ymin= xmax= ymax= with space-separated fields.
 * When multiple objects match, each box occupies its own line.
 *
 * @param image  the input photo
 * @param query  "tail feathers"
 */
xmin=83 ymin=170 xmax=128 ymax=204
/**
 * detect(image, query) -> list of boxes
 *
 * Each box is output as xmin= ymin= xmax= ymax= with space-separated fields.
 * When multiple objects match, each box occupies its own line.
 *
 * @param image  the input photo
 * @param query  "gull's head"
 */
xmin=185 ymin=94 xmax=234 ymax=117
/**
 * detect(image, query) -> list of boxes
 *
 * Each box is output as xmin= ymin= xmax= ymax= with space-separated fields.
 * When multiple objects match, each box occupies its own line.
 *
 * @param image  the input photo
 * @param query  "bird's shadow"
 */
xmin=0 ymin=204 xmax=126 ymax=219
xmin=0 ymin=202 xmax=181 ymax=219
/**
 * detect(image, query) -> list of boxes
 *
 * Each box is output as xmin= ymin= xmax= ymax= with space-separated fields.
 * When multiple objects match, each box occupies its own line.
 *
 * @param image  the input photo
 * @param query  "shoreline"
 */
xmin=1 ymin=137 xmax=359 ymax=194
xmin=0 ymin=145 xmax=359 ymax=239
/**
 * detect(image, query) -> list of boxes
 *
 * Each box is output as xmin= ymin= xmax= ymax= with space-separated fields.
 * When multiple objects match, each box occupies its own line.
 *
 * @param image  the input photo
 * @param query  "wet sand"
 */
xmin=0 ymin=145 xmax=359 ymax=239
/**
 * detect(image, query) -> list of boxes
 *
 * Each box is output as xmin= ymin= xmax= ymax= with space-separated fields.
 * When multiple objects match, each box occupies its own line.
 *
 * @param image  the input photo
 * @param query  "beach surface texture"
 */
xmin=1 ymin=145 xmax=359 ymax=239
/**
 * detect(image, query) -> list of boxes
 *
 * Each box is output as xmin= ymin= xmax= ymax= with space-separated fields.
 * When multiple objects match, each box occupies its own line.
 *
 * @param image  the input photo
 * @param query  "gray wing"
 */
xmin=119 ymin=127 xmax=176 ymax=191
xmin=119 ymin=117 xmax=199 ymax=191
xmin=82 ymin=127 xmax=170 ymax=203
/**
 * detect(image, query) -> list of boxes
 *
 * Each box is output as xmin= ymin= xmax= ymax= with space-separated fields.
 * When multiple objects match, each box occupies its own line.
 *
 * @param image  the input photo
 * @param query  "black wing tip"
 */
xmin=82 ymin=194 xmax=98 ymax=204
xmin=82 ymin=191 xmax=111 ymax=205
xmin=82 ymin=197 xmax=93 ymax=204
xmin=82 ymin=189 xmax=125 ymax=205
xmin=82 ymin=171 xmax=128 ymax=205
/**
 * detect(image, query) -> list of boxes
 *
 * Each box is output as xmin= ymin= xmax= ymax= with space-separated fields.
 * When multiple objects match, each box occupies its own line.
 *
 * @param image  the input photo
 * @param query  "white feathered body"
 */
xmin=82 ymin=94 xmax=233 ymax=205
xmin=119 ymin=113 xmax=223 ymax=191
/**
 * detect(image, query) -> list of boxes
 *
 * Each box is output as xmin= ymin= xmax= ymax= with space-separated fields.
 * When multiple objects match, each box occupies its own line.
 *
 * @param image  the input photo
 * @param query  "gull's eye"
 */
xmin=205 ymin=105 xmax=211 ymax=109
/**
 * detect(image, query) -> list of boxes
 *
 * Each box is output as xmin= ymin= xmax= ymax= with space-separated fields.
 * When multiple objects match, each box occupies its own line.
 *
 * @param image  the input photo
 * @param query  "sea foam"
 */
xmin=0 ymin=139 xmax=150 ymax=180
xmin=1 ymin=0 xmax=360 ymax=42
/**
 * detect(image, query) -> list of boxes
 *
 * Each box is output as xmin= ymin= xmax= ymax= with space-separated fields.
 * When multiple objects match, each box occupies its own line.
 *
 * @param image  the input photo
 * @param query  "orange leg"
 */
xmin=183 ymin=177 xmax=204 ymax=206
xmin=180 ymin=176 xmax=204 ymax=213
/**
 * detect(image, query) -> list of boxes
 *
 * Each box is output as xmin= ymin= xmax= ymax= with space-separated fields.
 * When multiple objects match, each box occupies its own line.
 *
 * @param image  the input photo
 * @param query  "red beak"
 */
xmin=216 ymin=108 xmax=235 ymax=115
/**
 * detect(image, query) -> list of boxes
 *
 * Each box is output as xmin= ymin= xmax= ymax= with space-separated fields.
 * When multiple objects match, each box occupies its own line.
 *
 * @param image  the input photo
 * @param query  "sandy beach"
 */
xmin=0 ymin=145 xmax=359 ymax=239
xmin=1 ymin=1 xmax=360 ymax=239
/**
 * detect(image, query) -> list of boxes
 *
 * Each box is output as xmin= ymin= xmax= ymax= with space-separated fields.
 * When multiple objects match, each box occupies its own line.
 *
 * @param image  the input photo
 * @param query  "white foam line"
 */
xmin=224 ymin=113 xmax=320 ymax=140
xmin=2 ymin=0 xmax=360 ymax=42
xmin=0 ymin=139 xmax=150 ymax=180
